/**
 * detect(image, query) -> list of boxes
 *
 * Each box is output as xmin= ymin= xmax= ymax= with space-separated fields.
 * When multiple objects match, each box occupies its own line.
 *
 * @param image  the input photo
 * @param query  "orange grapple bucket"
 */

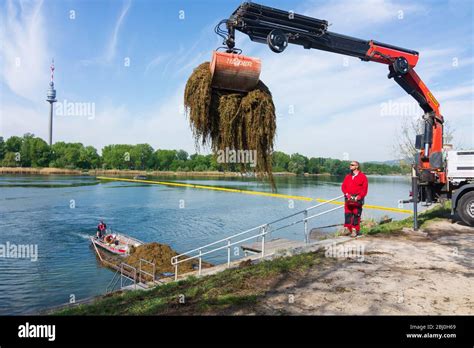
xmin=210 ymin=51 xmax=261 ymax=93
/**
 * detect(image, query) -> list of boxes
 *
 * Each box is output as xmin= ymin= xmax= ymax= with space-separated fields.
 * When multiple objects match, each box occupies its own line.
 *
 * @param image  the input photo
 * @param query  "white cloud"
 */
xmin=0 ymin=0 xmax=48 ymax=102
xmin=415 ymin=48 xmax=474 ymax=84
xmin=105 ymin=0 xmax=131 ymax=62
xmin=145 ymin=54 xmax=169 ymax=74
xmin=435 ymin=83 xmax=473 ymax=101
xmin=80 ymin=0 xmax=131 ymax=66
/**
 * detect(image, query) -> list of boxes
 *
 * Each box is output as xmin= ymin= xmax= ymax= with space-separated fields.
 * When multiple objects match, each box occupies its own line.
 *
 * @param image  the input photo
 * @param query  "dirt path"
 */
xmin=252 ymin=220 xmax=474 ymax=315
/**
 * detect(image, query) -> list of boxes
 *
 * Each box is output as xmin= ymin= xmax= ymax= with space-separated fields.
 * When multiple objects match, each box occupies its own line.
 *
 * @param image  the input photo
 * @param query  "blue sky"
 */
xmin=1 ymin=0 xmax=473 ymax=161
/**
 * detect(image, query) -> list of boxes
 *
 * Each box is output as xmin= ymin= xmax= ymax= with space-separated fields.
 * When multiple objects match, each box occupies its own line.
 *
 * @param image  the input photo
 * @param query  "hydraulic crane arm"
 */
xmin=219 ymin=2 xmax=445 ymax=184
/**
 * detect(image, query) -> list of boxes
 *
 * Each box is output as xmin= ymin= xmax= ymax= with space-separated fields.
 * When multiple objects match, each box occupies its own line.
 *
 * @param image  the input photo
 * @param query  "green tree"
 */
xmin=189 ymin=154 xmax=211 ymax=171
xmin=19 ymin=134 xmax=51 ymax=167
xmin=325 ymin=159 xmax=348 ymax=176
xmin=176 ymin=150 xmax=189 ymax=162
xmin=272 ymin=151 xmax=290 ymax=172
xmin=154 ymin=149 xmax=177 ymax=170
xmin=78 ymin=146 xmax=101 ymax=169
xmin=5 ymin=136 xmax=22 ymax=153
xmin=208 ymin=154 xmax=219 ymax=171
xmin=2 ymin=152 xmax=20 ymax=167
xmin=170 ymin=159 xmax=189 ymax=171
xmin=102 ymin=144 xmax=134 ymax=169
xmin=288 ymin=153 xmax=308 ymax=174
xmin=307 ymin=157 xmax=321 ymax=174
xmin=51 ymin=142 xmax=83 ymax=168
xmin=0 ymin=136 xmax=5 ymax=161
xmin=130 ymin=144 xmax=154 ymax=170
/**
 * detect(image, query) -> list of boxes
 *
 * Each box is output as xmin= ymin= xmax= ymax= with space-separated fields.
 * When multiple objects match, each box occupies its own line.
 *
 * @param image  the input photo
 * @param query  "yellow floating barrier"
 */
xmin=314 ymin=198 xmax=412 ymax=214
xmin=97 ymin=176 xmax=412 ymax=214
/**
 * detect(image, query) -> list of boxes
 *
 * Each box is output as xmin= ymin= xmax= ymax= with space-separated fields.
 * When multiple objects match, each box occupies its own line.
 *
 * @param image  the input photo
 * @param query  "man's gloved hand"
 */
xmin=345 ymin=193 xmax=351 ymax=199
xmin=356 ymin=195 xmax=361 ymax=201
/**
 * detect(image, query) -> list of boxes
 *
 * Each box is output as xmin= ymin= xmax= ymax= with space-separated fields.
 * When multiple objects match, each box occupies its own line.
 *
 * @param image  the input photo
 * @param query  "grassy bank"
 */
xmin=56 ymin=250 xmax=333 ymax=315
xmin=359 ymin=202 xmax=451 ymax=235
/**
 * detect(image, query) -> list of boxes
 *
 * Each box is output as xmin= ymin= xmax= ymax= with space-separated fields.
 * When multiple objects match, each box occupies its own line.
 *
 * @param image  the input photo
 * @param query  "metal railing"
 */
xmin=120 ymin=263 xmax=137 ymax=289
xmin=171 ymin=195 xmax=344 ymax=280
xmin=139 ymin=259 xmax=155 ymax=284
xmin=106 ymin=268 xmax=121 ymax=293
xmin=107 ymin=261 xmax=145 ymax=293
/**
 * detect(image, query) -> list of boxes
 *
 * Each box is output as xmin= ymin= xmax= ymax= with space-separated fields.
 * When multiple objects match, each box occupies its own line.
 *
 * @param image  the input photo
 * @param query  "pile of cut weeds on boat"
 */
xmin=95 ymin=242 xmax=212 ymax=280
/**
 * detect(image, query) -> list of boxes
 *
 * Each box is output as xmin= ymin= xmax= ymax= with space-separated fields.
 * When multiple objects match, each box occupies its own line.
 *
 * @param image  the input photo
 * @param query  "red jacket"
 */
xmin=341 ymin=171 xmax=368 ymax=200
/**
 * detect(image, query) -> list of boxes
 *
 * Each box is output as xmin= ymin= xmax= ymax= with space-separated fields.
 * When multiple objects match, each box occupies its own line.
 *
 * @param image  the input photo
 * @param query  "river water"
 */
xmin=0 ymin=174 xmax=414 ymax=314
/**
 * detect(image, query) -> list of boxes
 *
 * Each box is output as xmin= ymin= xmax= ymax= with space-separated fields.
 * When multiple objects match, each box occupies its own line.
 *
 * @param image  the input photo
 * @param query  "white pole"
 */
xmin=199 ymin=250 xmax=202 ymax=276
xmin=304 ymin=210 xmax=308 ymax=244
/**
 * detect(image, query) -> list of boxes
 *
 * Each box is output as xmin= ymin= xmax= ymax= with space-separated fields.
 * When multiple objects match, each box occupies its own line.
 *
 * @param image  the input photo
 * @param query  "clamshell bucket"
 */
xmin=210 ymin=51 xmax=261 ymax=92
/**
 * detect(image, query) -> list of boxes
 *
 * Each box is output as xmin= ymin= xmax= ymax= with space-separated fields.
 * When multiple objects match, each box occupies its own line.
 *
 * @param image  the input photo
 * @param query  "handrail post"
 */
xmin=198 ymin=249 xmax=202 ymax=276
xmin=139 ymin=259 xmax=142 ymax=284
xmin=227 ymin=239 xmax=231 ymax=267
xmin=120 ymin=264 xmax=123 ymax=289
xmin=304 ymin=210 xmax=308 ymax=244
xmin=174 ymin=258 xmax=178 ymax=281
xmin=261 ymin=225 xmax=266 ymax=258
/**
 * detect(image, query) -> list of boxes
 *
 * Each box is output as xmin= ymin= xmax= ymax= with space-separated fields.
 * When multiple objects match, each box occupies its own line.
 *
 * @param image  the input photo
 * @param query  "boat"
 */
xmin=90 ymin=230 xmax=144 ymax=256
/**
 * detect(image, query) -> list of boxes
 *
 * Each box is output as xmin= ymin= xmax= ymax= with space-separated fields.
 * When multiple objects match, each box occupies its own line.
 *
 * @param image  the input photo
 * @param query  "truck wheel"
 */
xmin=457 ymin=191 xmax=474 ymax=227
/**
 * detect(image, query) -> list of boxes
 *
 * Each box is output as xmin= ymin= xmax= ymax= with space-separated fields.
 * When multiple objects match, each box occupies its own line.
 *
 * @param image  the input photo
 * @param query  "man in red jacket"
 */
xmin=341 ymin=161 xmax=368 ymax=237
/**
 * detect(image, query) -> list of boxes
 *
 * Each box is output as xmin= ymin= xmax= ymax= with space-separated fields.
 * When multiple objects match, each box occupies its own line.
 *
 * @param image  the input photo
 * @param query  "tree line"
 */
xmin=0 ymin=134 xmax=409 ymax=175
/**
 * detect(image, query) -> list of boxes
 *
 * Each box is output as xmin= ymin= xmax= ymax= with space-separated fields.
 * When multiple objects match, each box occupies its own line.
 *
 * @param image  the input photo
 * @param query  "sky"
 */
xmin=0 ymin=0 xmax=473 ymax=161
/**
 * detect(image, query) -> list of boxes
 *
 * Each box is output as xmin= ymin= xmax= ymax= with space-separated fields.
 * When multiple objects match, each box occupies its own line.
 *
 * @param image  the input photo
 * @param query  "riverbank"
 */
xmin=55 ymin=204 xmax=473 ymax=315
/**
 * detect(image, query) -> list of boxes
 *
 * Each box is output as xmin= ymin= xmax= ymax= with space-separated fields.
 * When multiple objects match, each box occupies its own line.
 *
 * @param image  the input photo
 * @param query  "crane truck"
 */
xmin=209 ymin=2 xmax=474 ymax=228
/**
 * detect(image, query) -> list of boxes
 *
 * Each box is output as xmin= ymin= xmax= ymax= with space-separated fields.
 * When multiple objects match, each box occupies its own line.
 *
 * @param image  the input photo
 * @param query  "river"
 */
xmin=0 ymin=174 xmax=415 ymax=314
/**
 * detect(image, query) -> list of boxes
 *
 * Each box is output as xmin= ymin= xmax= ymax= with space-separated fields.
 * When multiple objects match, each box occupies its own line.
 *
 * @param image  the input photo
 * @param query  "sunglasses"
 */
xmin=350 ymin=164 xmax=357 ymax=166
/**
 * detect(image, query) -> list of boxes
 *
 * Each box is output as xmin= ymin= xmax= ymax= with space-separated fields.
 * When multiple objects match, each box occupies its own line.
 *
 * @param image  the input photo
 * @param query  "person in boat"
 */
xmin=96 ymin=220 xmax=107 ymax=239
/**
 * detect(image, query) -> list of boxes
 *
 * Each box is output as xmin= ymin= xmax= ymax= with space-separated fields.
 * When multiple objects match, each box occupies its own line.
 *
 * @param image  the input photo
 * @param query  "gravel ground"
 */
xmin=250 ymin=219 xmax=474 ymax=315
